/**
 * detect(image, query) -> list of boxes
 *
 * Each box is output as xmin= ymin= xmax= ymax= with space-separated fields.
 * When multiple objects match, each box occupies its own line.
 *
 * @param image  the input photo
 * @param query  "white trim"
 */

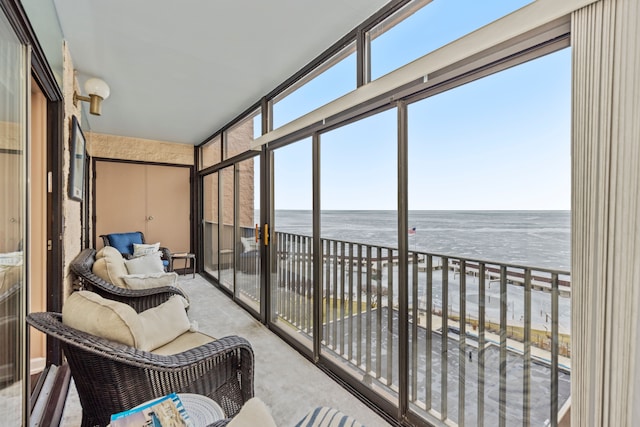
xmin=250 ymin=0 xmax=599 ymax=150
xmin=30 ymin=357 xmax=46 ymax=375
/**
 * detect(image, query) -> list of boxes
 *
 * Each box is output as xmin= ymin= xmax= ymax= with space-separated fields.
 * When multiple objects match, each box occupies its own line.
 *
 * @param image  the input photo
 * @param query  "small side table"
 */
xmin=179 ymin=393 xmax=225 ymax=424
xmin=170 ymin=253 xmax=196 ymax=278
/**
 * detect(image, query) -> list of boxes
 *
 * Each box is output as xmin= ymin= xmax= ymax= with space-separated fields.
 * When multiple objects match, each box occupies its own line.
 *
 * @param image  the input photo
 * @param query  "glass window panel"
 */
xmin=406 ymin=49 xmax=571 ymax=425
xmin=253 ymin=113 xmax=262 ymax=139
xmin=235 ymin=156 xmax=260 ymax=312
xmin=0 ymin=10 xmax=27 ymax=426
xmin=272 ymin=43 xmax=356 ymax=130
xmin=319 ymin=109 xmax=398 ymax=404
xmin=219 ymin=166 xmax=235 ymax=291
xmin=271 ymin=138 xmax=313 ymax=349
xmin=199 ymin=135 xmax=221 ymax=170
xmin=224 ymin=109 xmax=259 ymax=159
xmin=368 ymin=0 xmax=534 ymax=81
xmin=203 ymin=173 xmax=219 ymax=279
xmin=21 ymin=0 xmax=64 ymax=87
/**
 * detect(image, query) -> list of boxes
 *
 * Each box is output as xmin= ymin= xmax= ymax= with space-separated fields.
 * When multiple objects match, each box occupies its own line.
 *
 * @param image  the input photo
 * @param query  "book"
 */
xmin=110 ymin=393 xmax=194 ymax=427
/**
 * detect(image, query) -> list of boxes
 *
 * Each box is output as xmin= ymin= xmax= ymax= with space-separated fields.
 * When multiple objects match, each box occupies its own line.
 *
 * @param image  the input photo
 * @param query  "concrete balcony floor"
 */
xmin=60 ymin=274 xmax=390 ymax=426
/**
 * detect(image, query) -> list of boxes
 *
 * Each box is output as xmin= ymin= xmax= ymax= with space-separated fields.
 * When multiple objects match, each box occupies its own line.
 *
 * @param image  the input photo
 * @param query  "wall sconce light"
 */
xmin=74 ymin=77 xmax=110 ymax=115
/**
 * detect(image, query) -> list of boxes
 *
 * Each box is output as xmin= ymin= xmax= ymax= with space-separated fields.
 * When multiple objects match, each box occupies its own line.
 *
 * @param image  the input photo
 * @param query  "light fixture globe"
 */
xmin=84 ymin=77 xmax=110 ymax=100
xmin=79 ymin=77 xmax=110 ymax=115
xmin=73 ymin=76 xmax=111 ymax=116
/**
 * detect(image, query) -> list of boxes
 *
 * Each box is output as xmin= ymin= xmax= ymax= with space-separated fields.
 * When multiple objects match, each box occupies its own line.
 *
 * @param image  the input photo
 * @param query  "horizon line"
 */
xmin=269 ymin=208 xmax=571 ymax=212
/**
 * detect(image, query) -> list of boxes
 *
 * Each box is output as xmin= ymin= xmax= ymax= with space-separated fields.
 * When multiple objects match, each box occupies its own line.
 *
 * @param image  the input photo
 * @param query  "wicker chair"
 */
xmin=27 ymin=312 xmax=254 ymax=427
xmin=70 ymin=248 xmax=186 ymax=313
xmin=100 ymin=231 xmax=172 ymax=270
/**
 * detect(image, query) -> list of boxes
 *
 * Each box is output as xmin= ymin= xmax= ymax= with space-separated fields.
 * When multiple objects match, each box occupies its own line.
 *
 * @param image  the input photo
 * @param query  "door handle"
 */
xmin=147 ymin=216 xmax=154 ymax=221
xmin=264 ymin=224 xmax=269 ymax=246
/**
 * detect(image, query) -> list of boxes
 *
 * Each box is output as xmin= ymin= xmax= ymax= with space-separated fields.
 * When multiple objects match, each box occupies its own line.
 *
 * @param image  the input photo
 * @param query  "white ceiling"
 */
xmin=52 ymin=0 xmax=391 ymax=145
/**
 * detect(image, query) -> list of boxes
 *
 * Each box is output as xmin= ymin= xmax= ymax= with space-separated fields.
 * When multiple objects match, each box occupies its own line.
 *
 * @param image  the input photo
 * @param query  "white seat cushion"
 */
xmin=151 ymin=331 xmax=216 ymax=355
xmin=121 ymin=272 xmax=178 ymax=289
xmin=133 ymin=242 xmax=160 ymax=257
xmin=227 ymin=398 xmax=277 ymax=427
xmin=124 ymin=251 xmax=165 ymax=274
xmin=138 ymin=295 xmax=192 ymax=351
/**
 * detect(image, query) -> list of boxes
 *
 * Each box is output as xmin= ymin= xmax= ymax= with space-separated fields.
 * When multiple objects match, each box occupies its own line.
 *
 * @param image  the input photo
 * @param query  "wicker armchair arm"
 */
xmin=99 ymin=234 xmax=111 ymax=248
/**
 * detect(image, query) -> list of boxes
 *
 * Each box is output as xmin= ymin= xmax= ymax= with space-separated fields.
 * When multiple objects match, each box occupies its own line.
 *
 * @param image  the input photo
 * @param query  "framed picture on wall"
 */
xmin=69 ymin=115 xmax=86 ymax=201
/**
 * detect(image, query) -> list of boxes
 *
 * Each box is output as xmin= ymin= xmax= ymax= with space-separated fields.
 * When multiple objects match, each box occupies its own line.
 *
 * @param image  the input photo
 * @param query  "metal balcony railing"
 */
xmin=269 ymin=231 xmax=571 ymax=427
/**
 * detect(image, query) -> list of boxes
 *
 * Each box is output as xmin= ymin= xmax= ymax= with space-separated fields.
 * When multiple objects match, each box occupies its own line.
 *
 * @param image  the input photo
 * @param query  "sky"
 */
xmin=265 ymin=0 xmax=571 ymax=211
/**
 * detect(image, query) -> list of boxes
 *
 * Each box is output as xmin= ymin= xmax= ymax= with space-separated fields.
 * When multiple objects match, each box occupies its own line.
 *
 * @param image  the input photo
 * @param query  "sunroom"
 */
xmin=1 ymin=0 xmax=638 ymax=426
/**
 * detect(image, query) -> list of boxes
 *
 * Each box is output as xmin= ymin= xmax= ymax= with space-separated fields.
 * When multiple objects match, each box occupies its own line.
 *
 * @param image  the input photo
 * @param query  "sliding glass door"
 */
xmin=406 ymin=48 xmax=571 ymax=426
xmin=203 ymin=172 xmax=219 ymax=280
xmin=318 ymin=109 xmax=398 ymax=404
xmin=202 ymin=154 xmax=261 ymax=316
xmin=218 ymin=166 xmax=235 ymax=291
xmin=269 ymin=138 xmax=314 ymax=350
xmin=0 ymin=9 xmax=28 ymax=426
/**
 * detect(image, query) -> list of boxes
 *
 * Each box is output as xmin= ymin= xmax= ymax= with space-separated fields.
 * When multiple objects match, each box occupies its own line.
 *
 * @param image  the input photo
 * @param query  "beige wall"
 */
xmin=87 ymin=132 xmax=193 ymax=165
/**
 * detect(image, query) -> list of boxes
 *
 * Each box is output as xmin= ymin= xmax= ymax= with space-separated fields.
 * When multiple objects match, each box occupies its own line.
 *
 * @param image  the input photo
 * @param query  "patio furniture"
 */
xmin=26 ymin=311 xmax=254 ymax=427
xmin=100 ymin=231 xmax=171 ymax=270
xmin=237 ymin=236 xmax=259 ymax=274
xmin=170 ymin=252 xmax=196 ymax=278
xmin=70 ymin=248 xmax=186 ymax=313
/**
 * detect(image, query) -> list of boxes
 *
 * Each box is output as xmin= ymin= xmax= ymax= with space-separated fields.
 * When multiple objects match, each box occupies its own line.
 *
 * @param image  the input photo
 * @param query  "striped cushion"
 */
xmin=295 ymin=407 xmax=364 ymax=427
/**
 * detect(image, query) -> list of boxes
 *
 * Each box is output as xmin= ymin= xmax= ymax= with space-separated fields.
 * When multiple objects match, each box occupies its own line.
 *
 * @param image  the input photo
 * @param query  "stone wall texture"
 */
xmin=87 ymin=132 xmax=194 ymax=165
xmin=62 ymin=41 xmax=83 ymax=298
xmin=200 ymin=135 xmax=221 ymax=170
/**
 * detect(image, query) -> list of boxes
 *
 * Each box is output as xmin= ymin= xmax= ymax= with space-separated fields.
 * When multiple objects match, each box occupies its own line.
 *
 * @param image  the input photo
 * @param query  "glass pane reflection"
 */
xmin=0 ymin=9 xmax=27 ymax=426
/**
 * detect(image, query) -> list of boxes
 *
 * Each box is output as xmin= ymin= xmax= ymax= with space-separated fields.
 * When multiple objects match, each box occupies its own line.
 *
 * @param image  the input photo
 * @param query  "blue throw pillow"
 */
xmin=108 ymin=232 xmax=143 ymax=256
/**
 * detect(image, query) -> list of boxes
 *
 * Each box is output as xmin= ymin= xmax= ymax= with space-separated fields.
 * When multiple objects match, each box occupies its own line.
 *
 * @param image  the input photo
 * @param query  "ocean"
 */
xmin=269 ymin=210 xmax=572 ymax=421
xmin=273 ymin=210 xmax=571 ymax=272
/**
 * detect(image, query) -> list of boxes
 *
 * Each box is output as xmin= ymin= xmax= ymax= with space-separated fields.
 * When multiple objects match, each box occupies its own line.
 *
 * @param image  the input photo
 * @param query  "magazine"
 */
xmin=110 ymin=393 xmax=194 ymax=427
